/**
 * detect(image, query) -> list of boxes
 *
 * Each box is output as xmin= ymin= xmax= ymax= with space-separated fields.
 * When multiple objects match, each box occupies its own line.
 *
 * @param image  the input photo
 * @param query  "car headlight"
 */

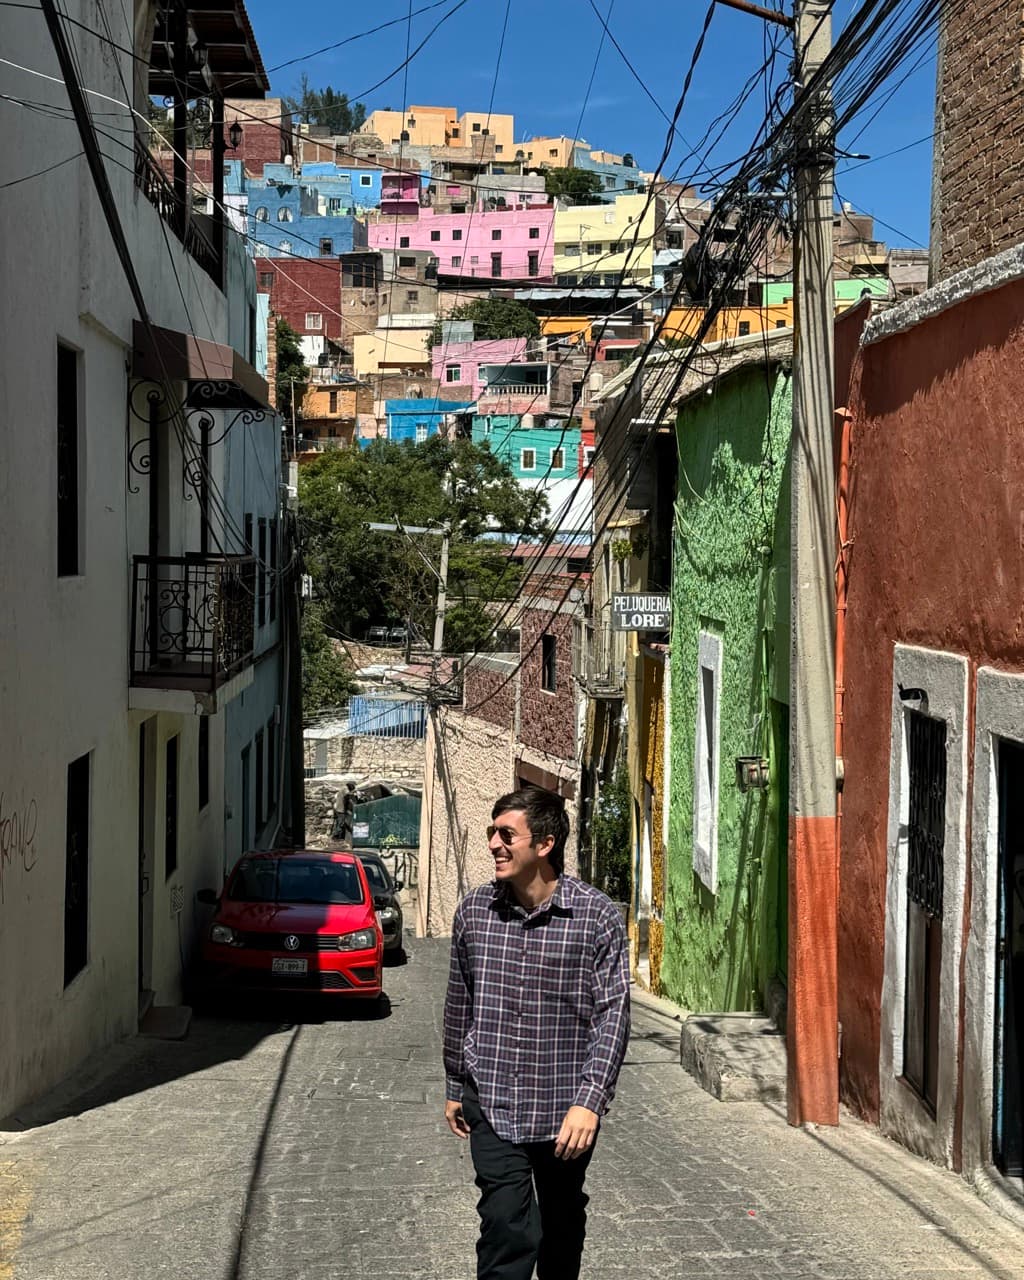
xmin=337 ymin=928 xmax=377 ymax=951
xmin=210 ymin=923 xmax=241 ymax=946
xmin=377 ymin=908 xmax=397 ymax=922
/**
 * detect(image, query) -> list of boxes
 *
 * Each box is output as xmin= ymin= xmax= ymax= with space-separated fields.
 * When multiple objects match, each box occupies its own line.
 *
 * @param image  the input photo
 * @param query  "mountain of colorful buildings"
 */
xmin=163 ymin=98 xmax=928 ymax=535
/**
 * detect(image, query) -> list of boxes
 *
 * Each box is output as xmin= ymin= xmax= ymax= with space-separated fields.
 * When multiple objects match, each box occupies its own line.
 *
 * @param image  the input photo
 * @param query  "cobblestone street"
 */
xmin=1 ymin=938 xmax=1021 ymax=1280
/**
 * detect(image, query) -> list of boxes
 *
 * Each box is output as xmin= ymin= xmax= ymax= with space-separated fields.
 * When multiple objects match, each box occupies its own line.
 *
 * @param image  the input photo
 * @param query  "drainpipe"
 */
xmin=834 ymin=406 xmax=853 ymax=842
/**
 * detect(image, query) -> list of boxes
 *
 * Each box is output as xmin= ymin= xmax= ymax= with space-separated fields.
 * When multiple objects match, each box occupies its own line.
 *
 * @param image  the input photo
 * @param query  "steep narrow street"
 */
xmin=2 ymin=940 xmax=1020 ymax=1280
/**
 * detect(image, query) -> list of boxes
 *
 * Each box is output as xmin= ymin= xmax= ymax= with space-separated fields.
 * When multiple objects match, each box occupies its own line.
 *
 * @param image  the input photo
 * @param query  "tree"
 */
xmin=276 ymin=319 xmax=306 ymax=423
xmin=591 ymin=762 xmax=631 ymax=901
xmin=543 ymin=167 xmax=606 ymax=204
xmin=285 ymin=75 xmax=367 ymax=134
xmin=430 ymin=297 xmax=539 ymax=348
xmin=298 ymin=436 xmax=549 ymax=654
xmin=301 ymin=602 xmax=357 ymax=718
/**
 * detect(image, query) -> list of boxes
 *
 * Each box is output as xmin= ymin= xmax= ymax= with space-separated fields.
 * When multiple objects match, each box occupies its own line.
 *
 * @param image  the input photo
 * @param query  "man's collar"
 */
xmin=490 ymin=875 xmax=575 ymax=918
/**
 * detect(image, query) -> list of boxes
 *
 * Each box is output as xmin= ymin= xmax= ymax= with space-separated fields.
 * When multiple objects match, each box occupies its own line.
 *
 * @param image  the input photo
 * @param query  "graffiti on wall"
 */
xmin=0 ymin=791 xmax=39 ymax=906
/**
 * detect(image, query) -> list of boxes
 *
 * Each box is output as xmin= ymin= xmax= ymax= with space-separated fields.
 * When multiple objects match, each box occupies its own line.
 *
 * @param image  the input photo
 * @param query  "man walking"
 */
xmin=443 ymin=786 xmax=630 ymax=1279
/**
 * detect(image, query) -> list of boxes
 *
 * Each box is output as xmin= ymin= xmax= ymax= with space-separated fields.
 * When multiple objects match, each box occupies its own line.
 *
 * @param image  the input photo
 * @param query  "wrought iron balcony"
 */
xmin=134 ymin=139 xmax=221 ymax=283
xmin=131 ymin=555 xmax=255 ymax=693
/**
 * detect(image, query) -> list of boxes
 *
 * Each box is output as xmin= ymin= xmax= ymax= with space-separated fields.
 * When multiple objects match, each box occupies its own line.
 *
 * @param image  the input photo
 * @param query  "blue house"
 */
xmin=378 ymin=398 xmax=474 ymax=445
xmin=572 ymin=146 xmax=644 ymax=201
xmin=304 ymin=163 xmax=385 ymax=211
xmin=248 ymin=164 xmax=366 ymax=258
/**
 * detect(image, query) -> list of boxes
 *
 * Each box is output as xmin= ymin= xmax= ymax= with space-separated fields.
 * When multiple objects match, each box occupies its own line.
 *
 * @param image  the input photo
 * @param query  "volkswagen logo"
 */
xmin=283 ymin=934 xmax=300 ymax=951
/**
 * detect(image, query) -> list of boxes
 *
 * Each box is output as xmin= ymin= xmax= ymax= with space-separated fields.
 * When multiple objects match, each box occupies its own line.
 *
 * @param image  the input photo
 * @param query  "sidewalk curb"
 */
xmin=972 ymin=1163 xmax=1024 ymax=1232
xmin=629 ymin=984 xmax=690 ymax=1024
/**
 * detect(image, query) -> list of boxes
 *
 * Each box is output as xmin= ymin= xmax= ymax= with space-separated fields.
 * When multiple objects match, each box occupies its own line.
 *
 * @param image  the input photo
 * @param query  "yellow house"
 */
xmin=553 ymin=193 xmax=658 ymax=285
xmin=360 ymin=106 xmax=516 ymax=154
xmin=352 ymin=327 xmax=432 ymax=377
xmin=302 ymin=381 xmax=372 ymax=424
xmin=659 ymin=304 xmax=793 ymax=344
xmin=455 ymin=111 xmax=515 ymax=155
xmin=361 ymin=105 xmax=456 ymax=147
xmin=521 ymin=136 xmax=584 ymax=167
xmin=541 ymin=317 xmax=593 ymax=344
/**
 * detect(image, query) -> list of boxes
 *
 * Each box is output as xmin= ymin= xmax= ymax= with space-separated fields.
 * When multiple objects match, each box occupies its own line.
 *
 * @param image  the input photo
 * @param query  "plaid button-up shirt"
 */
xmin=443 ymin=874 xmax=631 ymax=1143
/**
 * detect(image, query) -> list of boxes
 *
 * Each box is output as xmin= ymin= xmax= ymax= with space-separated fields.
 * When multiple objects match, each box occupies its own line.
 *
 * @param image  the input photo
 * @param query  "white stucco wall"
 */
xmin=963 ymin=666 xmax=1024 ymax=1177
xmin=879 ymin=644 xmax=968 ymax=1167
xmin=0 ymin=0 xmax=256 ymax=1115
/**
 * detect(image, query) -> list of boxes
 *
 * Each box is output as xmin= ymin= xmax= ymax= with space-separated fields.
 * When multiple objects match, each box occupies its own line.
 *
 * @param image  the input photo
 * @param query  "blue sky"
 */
xmin=246 ymin=0 xmax=936 ymax=248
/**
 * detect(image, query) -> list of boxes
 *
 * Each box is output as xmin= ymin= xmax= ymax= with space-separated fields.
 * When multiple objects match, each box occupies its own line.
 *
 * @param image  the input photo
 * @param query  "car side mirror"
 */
xmin=393 ymin=879 xmax=404 ymax=892
xmin=196 ymin=888 xmax=219 ymax=906
xmin=373 ymin=894 xmax=388 ymax=908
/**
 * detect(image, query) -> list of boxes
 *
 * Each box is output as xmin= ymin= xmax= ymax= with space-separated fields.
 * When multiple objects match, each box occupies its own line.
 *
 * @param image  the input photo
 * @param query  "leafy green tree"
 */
xmin=275 ymin=319 xmax=306 ymax=423
xmin=301 ymin=603 xmax=357 ymax=718
xmin=543 ymin=167 xmax=606 ymax=204
xmin=430 ymin=297 xmax=540 ymax=348
xmin=591 ymin=762 xmax=632 ymax=901
xmin=298 ymin=436 xmax=548 ymax=653
xmin=285 ymin=75 xmax=367 ymax=133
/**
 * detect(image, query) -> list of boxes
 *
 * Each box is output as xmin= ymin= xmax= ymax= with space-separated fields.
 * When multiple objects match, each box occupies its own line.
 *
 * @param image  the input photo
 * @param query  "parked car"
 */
xmin=354 ymin=850 xmax=405 ymax=955
xmin=197 ymin=850 xmax=383 ymax=998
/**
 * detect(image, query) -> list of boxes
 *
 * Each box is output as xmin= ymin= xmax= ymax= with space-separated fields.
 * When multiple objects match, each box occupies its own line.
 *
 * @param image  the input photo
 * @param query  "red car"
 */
xmin=198 ymin=850 xmax=383 ymax=998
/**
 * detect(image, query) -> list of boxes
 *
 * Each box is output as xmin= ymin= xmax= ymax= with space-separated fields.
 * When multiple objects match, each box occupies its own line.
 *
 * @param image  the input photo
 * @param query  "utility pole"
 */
xmin=715 ymin=0 xmax=838 ymax=1127
xmin=788 ymin=0 xmax=838 ymax=1127
xmin=433 ymin=522 xmax=451 ymax=657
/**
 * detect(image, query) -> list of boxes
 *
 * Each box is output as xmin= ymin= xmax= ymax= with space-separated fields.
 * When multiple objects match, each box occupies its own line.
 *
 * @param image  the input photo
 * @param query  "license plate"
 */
xmin=271 ymin=958 xmax=308 ymax=974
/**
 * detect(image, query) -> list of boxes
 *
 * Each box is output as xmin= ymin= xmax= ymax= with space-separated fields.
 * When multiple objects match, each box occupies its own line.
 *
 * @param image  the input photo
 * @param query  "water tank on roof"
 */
xmin=521 ymin=414 xmax=535 ymax=430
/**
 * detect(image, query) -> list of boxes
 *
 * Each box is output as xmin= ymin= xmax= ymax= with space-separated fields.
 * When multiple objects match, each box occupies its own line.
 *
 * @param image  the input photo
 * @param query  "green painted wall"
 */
xmin=472 ymin=416 xmax=580 ymax=480
xmin=660 ymin=365 xmax=792 ymax=1012
xmin=762 ymin=276 xmax=888 ymax=305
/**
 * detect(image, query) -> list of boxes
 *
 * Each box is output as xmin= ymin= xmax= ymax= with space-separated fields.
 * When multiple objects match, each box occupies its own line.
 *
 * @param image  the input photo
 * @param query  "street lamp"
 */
xmin=227 ymin=120 xmax=243 ymax=151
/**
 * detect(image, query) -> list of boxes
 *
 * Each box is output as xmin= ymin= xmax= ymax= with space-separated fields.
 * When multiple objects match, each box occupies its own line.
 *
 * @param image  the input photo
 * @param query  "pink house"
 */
xmin=381 ymin=169 xmax=423 ymax=216
xmin=369 ymin=206 xmax=554 ymax=282
xmin=431 ymin=337 xmax=528 ymax=398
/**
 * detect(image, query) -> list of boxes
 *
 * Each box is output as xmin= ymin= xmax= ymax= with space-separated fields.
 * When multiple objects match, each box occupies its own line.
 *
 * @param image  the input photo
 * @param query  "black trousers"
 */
xmin=462 ymin=1083 xmax=595 ymax=1280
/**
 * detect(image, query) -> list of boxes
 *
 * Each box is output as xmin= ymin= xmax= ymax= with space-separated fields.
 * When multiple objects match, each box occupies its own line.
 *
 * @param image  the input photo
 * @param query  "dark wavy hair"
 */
xmin=492 ymin=786 xmax=570 ymax=875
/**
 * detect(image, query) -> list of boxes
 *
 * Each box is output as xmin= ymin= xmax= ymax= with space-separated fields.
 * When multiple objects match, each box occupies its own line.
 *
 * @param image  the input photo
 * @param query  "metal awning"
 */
xmin=131 ymin=321 xmax=270 ymax=410
xmin=148 ymin=0 xmax=269 ymax=99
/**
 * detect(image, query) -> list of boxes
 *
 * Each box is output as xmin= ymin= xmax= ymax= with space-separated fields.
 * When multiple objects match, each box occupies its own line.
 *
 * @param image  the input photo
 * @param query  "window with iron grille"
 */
xmin=270 ymin=519 xmax=278 ymax=624
xmin=542 ymin=634 xmax=557 ymax=692
xmin=165 ymin=736 xmax=179 ymax=879
xmin=198 ymin=717 xmax=209 ymax=810
xmin=64 ymin=753 xmax=90 ymax=986
xmin=267 ymin=717 xmax=277 ymax=821
xmin=255 ymin=729 xmax=265 ymax=830
xmin=57 ymin=343 xmax=80 ymax=577
xmin=903 ymin=710 xmax=946 ymax=1112
xmin=258 ymin=518 xmax=267 ymax=627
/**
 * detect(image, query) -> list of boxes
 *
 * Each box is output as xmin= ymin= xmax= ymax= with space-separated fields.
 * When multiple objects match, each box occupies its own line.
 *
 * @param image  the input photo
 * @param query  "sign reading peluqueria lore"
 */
xmin=611 ymin=594 xmax=671 ymax=632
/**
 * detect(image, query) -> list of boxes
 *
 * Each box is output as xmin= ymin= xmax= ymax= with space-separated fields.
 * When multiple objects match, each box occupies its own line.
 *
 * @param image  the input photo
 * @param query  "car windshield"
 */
xmin=361 ymin=860 xmax=391 ymax=893
xmin=228 ymin=858 xmax=365 ymax=905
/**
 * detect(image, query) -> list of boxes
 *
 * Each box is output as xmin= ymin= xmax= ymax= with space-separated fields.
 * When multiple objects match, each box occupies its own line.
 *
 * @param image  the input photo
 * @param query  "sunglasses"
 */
xmin=486 ymin=824 xmax=526 ymax=845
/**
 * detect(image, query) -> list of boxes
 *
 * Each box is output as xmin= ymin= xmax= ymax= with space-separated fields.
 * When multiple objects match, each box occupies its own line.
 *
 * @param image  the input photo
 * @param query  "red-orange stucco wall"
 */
xmin=839 ymin=276 xmax=1024 ymax=1122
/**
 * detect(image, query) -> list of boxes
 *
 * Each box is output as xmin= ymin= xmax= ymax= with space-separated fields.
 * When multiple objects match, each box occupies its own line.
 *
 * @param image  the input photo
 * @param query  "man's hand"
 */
xmin=445 ymin=1099 xmax=471 ymax=1139
xmin=554 ymin=1105 xmax=599 ymax=1159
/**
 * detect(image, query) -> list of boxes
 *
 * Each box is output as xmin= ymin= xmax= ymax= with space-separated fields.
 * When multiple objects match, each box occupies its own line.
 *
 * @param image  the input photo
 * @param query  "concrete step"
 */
xmin=679 ymin=1012 xmax=787 ymax=1103
xmin=138 ymin=1004 xmax=192 ymax=1040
